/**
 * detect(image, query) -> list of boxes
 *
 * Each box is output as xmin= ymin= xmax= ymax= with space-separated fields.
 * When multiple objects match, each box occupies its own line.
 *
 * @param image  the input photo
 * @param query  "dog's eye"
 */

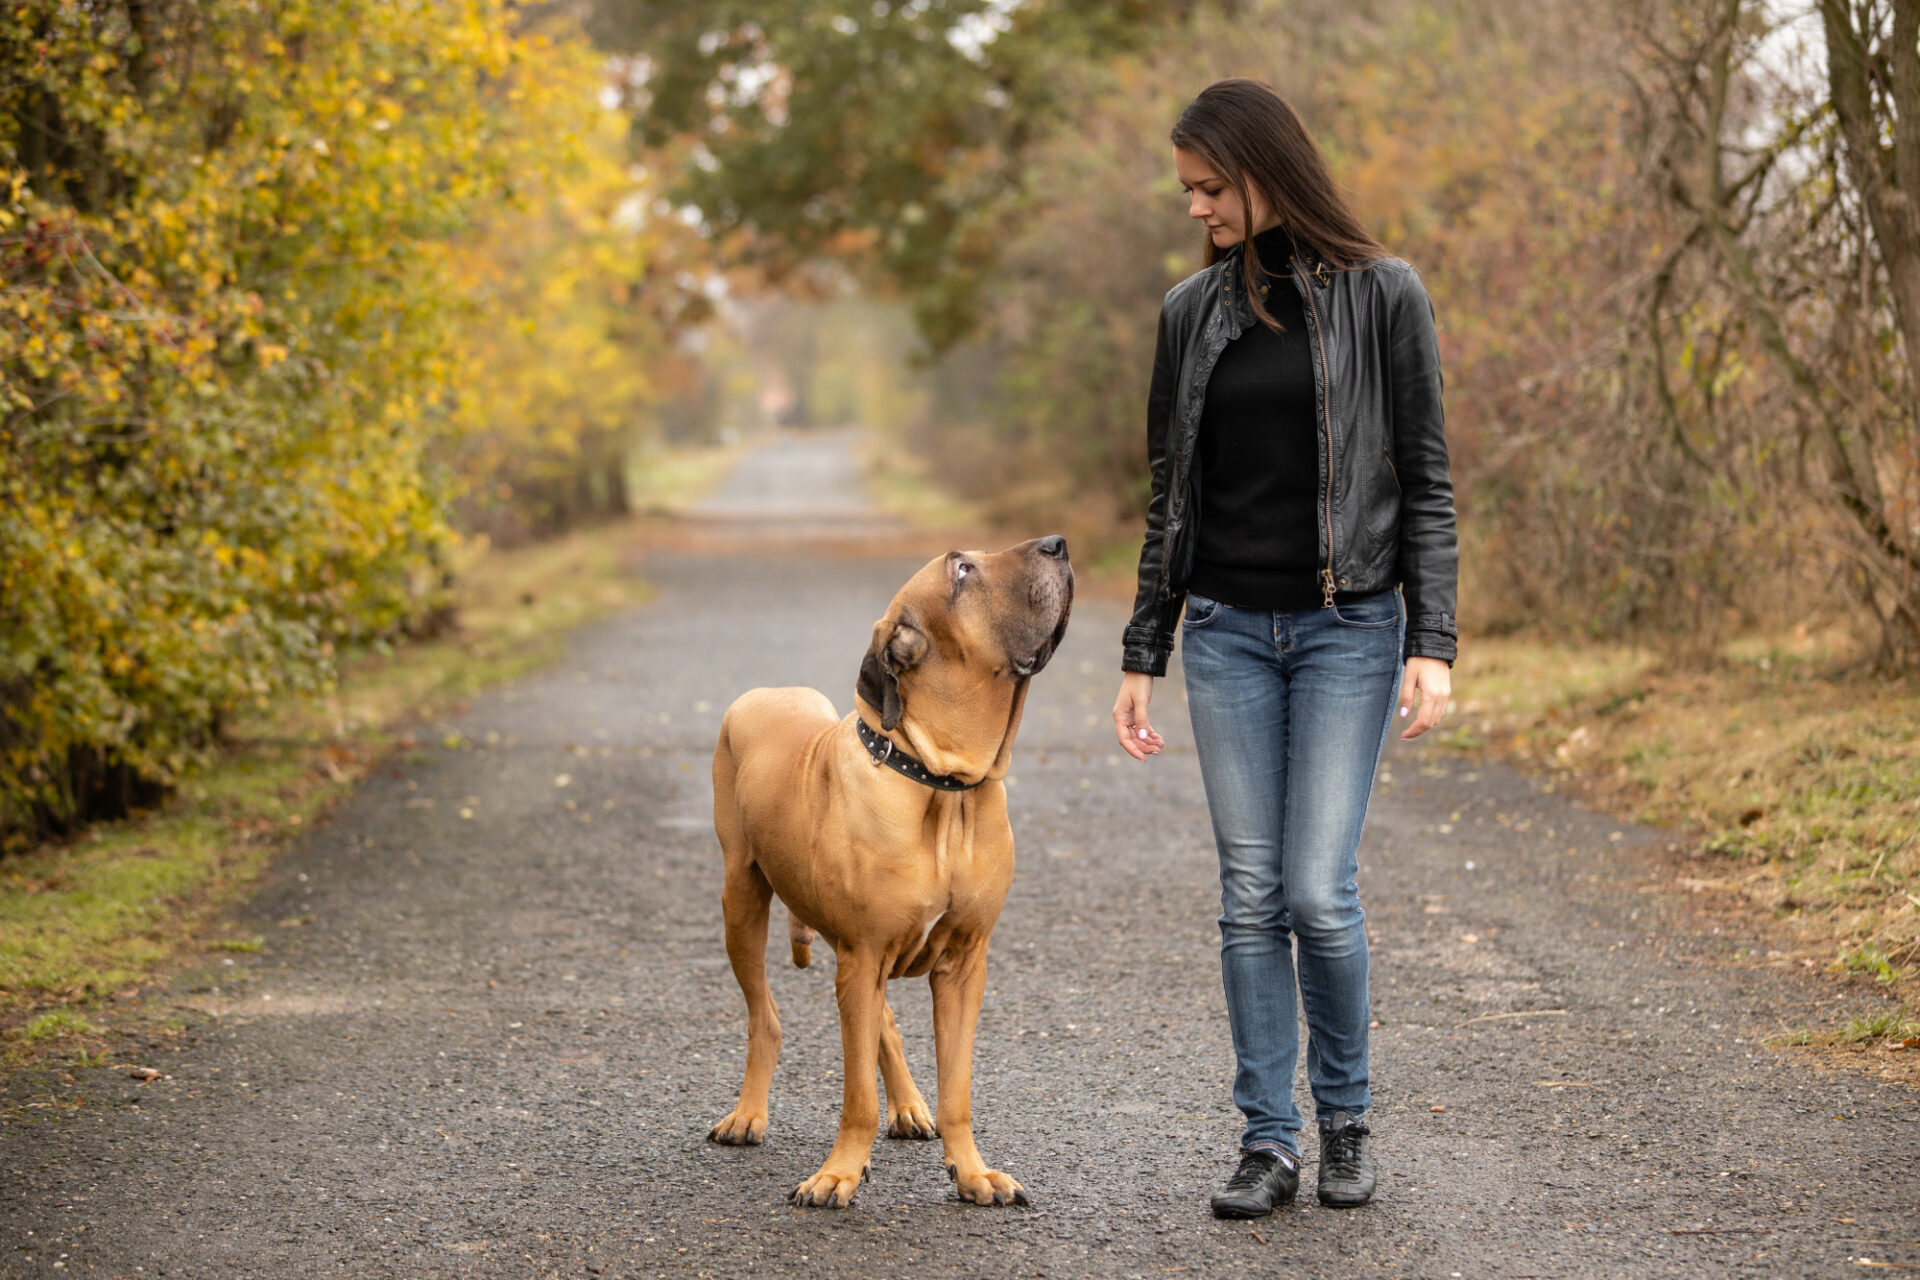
xmin=954 ymin=561 xmax=973 ymax=580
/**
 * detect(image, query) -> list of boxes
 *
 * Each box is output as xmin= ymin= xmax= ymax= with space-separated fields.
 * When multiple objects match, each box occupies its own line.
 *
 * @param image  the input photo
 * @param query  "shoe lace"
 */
xmin=1323 ymin=1121 xmax=1370 ymax=1175
xmin=1224 ymin=1151 xmax=1279 ymax=1191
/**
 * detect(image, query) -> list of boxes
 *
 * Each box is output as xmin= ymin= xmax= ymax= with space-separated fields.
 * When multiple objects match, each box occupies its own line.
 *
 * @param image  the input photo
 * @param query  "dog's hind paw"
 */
xmin=789 ymin=1165 xmax=864 ymax=1208
xmin=885 ymin=1099 xmax=937 ymax=1140
xmin=952 ymin=1165 xmax=1028 ymax=1207
xmin=707 ymin=1110 xmax=767 ymax=1146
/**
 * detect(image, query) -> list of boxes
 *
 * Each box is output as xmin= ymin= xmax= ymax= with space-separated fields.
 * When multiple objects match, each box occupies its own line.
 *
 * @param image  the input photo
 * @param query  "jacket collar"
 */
xmin=1219 ymin=237 xmax=1332 ymax=295
xmin=1215 ymin=242 xmax=1331 ymax=336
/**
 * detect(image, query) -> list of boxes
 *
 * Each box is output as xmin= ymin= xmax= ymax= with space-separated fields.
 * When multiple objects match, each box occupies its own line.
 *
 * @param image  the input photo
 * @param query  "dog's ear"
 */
xmin=856 ymin=625 xmax=899 ymax=730
xmin=856 ymin=617 xmax=927 ymax=732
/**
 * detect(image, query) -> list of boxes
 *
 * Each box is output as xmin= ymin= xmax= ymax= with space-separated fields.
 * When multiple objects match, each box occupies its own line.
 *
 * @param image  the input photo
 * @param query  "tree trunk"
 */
xmin=1821 ymin=0 xmax=1920 ymax=422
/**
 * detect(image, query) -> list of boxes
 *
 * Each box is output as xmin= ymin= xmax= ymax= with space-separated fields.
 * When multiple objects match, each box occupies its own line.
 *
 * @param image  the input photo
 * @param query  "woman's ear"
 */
xmin=856 ymin=617 xmax=927 ymax=732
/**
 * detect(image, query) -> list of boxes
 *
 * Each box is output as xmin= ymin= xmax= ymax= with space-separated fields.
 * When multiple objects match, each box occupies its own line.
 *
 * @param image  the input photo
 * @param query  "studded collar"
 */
xmin=856 ymin=718 xmax=984 ymax=792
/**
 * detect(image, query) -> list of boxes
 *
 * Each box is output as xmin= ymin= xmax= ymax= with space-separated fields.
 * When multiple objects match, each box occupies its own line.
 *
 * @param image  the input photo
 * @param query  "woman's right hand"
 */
xmin=1112 ymin=672 xmax=1165 ymax=761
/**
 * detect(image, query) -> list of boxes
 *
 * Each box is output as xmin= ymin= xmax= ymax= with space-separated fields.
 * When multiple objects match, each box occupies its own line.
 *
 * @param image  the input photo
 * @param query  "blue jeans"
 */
xmin=1179 ymin=588 xmax=1404 ymax=1160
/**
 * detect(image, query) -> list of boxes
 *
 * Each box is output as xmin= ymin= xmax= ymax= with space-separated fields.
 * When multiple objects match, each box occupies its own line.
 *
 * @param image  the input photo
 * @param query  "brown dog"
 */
xmin=707 ymin=536 xmax=1073 ymax=1208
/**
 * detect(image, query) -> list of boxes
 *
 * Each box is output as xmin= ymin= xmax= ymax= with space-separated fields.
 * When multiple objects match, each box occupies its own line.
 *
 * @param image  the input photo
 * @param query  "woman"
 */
xmin=1111 ymin=79 xmax=1457 ymax=1219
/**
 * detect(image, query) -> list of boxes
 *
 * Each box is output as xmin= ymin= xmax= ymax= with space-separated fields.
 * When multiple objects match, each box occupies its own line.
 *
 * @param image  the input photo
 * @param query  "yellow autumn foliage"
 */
xmin=0 ymin=1 xmax=659 ymax=838
xmin=447 ymin=97 xmax=666 ymax=542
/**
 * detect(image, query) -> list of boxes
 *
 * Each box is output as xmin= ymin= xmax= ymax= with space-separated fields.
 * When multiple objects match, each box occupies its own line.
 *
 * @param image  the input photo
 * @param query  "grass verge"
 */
xmin=0 ymin=519 xmax=653 ymax=1070
xmin=1446 ymin=635 xmax=1920 ymax=1056
xmin=626 ymin=435 xmax=760 ymax=516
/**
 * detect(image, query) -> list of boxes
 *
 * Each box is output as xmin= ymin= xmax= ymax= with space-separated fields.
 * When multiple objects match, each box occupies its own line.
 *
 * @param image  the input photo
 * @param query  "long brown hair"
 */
xmin=1171 ymin=78 xmax=1386 ymax=330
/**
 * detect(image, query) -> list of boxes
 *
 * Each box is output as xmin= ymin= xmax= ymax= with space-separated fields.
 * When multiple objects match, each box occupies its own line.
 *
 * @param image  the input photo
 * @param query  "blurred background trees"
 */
xmin=7 ymin=0 xmax=1919 ymax=843
xmin=1634 ymin=0 xmax=1920 ymax=666
xmin=611 ymin=0 xmax=1920 ymax=664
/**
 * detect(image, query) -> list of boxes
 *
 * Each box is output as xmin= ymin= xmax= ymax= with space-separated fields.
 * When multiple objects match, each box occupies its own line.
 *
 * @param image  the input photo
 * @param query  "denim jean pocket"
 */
xmin=1182 ymin=592 xmax=1221 ymax=629
xmin=1329 ymin=589 xmax=1401 ymax=630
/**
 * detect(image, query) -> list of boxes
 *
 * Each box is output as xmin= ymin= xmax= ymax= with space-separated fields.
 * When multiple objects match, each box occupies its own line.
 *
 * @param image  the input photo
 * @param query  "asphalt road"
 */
xmin=4 ymin=433 xmax=1916 ymax=1279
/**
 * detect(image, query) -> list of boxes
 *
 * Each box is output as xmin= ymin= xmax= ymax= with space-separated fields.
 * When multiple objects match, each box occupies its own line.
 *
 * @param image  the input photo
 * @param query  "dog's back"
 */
xmin=712 ymin=687 xmax=838 ymax=958
xmin=715 ymin=687 xmax=837 ymax=781
xmin=713 ymin=685 xmax=837 ymax=835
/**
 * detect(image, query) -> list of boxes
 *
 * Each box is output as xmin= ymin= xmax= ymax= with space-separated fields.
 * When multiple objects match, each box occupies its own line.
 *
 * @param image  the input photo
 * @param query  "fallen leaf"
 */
xmin=1430 ymin=1105 xmax=1446 ymax=1113
xmin=128 ymin=1067 xmax=161 ymax=1082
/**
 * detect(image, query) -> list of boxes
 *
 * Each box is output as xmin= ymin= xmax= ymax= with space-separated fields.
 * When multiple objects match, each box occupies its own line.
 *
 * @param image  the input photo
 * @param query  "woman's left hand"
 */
xmin=1397 ymin=656 xmax=1451 ymax=741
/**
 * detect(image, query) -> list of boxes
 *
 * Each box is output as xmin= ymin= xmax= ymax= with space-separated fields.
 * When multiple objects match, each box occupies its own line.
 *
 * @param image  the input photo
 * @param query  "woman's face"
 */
xmin=1174 ymin=146 xmax=1277 ymax=249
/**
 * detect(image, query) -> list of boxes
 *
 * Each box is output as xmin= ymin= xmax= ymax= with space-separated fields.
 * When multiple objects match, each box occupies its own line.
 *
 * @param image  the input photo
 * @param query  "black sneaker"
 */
xmin=1316 ymin=1110 xmax=1375 ymax=1207
xmin=1209 ymin=1148 xmax=1299 ymax=1219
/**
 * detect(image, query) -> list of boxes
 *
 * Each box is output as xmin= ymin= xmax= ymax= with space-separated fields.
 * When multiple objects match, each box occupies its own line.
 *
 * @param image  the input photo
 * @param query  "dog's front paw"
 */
xmin=886 ymin=1097 xmax=937 ymax=1140
xmin=789 ymin=1163 xmax=866 ymax=1208
xmin=949 ymin=1163 xmax=1029 ymax=1207
xmin=707 ymin=1109 xmax=767 ymax=1146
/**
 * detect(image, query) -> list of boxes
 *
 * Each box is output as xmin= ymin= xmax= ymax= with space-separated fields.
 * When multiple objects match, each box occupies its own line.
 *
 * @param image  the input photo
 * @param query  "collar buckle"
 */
xmin=857 ymin=718 xmax=983 ymax=791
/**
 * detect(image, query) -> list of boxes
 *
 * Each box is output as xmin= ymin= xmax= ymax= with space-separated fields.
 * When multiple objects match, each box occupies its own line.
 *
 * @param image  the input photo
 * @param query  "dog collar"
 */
xmin=856 ymin=719 xmax=985 ymax=792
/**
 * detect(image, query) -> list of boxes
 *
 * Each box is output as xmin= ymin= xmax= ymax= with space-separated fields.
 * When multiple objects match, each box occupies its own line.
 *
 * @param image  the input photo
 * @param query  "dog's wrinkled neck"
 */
xmin=856 ymin=673 xmax=1025 ymax=790
xmin=983 ymin=676 xmax=1030 ymax=780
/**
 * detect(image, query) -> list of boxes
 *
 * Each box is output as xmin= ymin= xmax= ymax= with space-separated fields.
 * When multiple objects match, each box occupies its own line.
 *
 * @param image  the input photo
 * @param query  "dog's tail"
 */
xmin=788 ymin=912 xmax=817 ymax=969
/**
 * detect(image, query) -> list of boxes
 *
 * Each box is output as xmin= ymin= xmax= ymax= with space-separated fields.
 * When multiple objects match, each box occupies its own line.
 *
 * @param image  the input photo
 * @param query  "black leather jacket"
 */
xmin=1122 ymin=242 xmax=1459 ymax=675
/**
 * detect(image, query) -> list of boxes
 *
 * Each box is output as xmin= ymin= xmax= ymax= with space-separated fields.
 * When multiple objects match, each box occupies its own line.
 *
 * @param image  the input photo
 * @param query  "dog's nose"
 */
xmin=1037 ymin=535 xmax=1068 ymax=560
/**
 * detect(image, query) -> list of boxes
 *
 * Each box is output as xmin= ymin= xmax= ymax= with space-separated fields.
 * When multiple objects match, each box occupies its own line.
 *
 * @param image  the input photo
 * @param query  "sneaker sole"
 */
xmin=1210 ymin=1194 xmax=1295 ymax=1219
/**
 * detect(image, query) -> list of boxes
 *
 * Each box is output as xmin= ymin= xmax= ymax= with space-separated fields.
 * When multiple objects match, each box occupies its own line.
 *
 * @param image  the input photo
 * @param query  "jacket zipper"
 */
xmin=1298 ymin=255 xmax=1338 ymax=607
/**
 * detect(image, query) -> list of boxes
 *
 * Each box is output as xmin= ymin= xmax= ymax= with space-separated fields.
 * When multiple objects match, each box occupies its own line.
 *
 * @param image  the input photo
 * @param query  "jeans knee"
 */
xmin=1219 ymin=903 xmax=1288 ymax=941
xmin=1218 ymin=866 xmax=1288 ymax=934
xmin=1287 ymin=890 xmax=1362 ymax=945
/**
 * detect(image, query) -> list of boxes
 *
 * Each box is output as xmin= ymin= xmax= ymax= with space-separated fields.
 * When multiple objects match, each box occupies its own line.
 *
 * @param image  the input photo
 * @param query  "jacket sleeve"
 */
xmin=1121 ymin=292 xmax=1185 ymax=675
xmin=1388 ymin=264 xmax=1460 ymax=664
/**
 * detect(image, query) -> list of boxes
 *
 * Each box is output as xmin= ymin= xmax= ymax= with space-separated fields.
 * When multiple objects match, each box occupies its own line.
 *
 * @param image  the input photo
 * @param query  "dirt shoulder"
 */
xmin=1440 ymin=635 xmax=1919 ymax=1066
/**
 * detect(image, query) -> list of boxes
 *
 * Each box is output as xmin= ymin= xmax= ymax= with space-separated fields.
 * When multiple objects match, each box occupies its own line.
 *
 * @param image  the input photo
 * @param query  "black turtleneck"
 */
xmin=1188 ymin=225 xmax=1324 ymax=611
